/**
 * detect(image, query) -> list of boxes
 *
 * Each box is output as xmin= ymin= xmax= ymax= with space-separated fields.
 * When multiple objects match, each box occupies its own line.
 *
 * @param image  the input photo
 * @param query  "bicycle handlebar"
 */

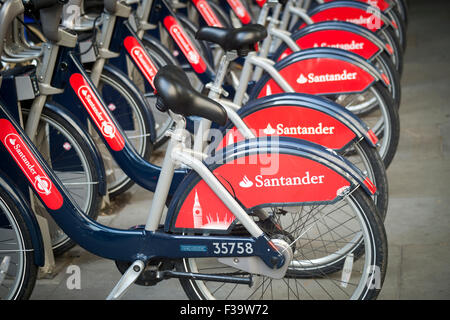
xmin=0 ymin=0 xmax=25 ymax=59
xmin=0 ymin=0 xmax=68 ymax=57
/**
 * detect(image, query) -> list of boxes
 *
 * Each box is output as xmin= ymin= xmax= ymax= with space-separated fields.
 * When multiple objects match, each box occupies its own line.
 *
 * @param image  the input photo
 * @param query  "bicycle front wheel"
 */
xmin=0 ymin=181 xmax=38 ymax=300
xmin=22 ymin=106 xmax=102 ymax=256
xmin=333 ymin=82 xmax=400 ymax=168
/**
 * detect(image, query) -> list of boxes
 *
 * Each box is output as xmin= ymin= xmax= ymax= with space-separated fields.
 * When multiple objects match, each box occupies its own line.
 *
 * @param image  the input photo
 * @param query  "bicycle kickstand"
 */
xmin=106 ymin=260 xmax=145 ymax=300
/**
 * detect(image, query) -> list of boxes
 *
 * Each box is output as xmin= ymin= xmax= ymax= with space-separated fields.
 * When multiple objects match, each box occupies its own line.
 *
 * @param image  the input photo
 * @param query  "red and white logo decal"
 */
xmin=323 ymin=0 xmax=391 ymax=12
xmin=175 ymin=154 xmax=351 ymax=229
xmin=218 ymin=106 xmax=356 ymax=150
xmin=0 ymin=119 xmax=63 ymax=210
xmin=363 ymin=177 xmax=377 ymax=195
xmin=69 ymin=73 xmax=125 ymax=151
xmin=304 ymin=7 xmax=386 ymax=32
xmin=182 ymin=189 xmax=236 ymax=230
xmin=384 ymin=43 xmax=394 ymax=55
xmin=192 ymin=0 xmax=223 ymax=27
xmin=255 ymin=0 xmax=267 ymax=8
xmin=226 ymin=0 xmax=251 ymax=24
xmin=124 ymin=36 xmax=159 ymax=91
xmin=258 ymin=58 xmax=375 ymax=97
xmin=367 ymin=129 xmax=379 ymax=145
xmin=163 ymin=16 xmax=207 ymax=74
xmin=278 ymin=30 xmax=381 ymax=61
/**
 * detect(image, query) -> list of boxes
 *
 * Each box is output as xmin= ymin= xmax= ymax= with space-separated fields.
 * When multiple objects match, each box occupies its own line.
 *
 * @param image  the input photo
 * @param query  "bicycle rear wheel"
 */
xmin=333 ymin=82 xmax=400 ymax=168
xmin=177 ymin=187 xmax=387 ymax=300
xmin=22 ymin=106 xmax=102 ymax=256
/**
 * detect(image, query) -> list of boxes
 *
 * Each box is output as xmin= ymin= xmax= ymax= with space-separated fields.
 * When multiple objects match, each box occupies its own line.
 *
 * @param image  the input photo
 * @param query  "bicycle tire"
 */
xmin=336 ymin=81 xmax=400 ymax=168
xmin=175 ymin=185 xmax=387 ymax=300
xmin=0 ymin=181 xmax=38 ymax=300
xmin=377 ymin=26 xmax=404 ymax=75
xmin=387 ymin=7 xmax=407 ymax=52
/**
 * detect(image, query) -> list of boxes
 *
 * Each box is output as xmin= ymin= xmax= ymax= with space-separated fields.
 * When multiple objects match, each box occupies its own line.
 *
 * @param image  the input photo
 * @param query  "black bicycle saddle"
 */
xmin=153 ymin=65 xmax=228 ymax=126
xmin=195 ymin=24 xmax=267 ymax=56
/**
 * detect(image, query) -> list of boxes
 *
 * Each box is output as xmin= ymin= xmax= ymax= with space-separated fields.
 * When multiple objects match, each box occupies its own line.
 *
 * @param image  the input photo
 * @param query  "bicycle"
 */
xmin=0 ymin=1 xmax=107 ymax=255
xmin=16 ymin=1 xmax=157 ymax=198
xmin=98 ymin=0 xmax=400 ymax=168
xmin=0 ymin=0 xmax=387 ymax=300
xmin=301 ymin=0 xmax=407 ymax=51
xmin=73 ymin=1 xmax=389 ymax=222
xmin=211 ymin=0 xmax=404 ymax=74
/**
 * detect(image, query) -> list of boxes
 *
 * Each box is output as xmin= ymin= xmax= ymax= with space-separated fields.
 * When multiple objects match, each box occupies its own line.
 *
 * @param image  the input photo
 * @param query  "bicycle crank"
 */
xmin=116 ymin=257 xmax=253 ymax=286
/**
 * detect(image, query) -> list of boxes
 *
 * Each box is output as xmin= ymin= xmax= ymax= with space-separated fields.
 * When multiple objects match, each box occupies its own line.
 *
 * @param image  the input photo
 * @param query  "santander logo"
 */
xmin=313 ymin=40 xmax=365 ymax=51
xmin=0 ymin=121 xmax=64 ymax=210
xmin=297 ymin=70 xmax=358 ymax=84
xmin=124 ymin=36 xmax=159 ymax=90
xmin=6 ymin=134 xmax=38 ymax=175
xmin=239 ymin=175 xmax=254 ymax=188
xmin=163 ymin=16 xmax=207 ymax=73
xmin=346 ymin=15 xmax=373 ymax=25
xmin=169 ymin=25 xmax=200 ymax=64
xmin=131 ymin=45 xmax=158 ymax=89
xmin=263 ymin=123 xmax=276 ymax=135
xmin=7 ymin=134 xmax=52 ymax=195
xmin=195 ymin=0 xmax=223 ymax=27
xmin=263 ymin=123 xmax=335 ymax=135
xmin=297 ymin=74 xmax=308 ymax=84
xmin=226 ymin=0 xmax=251 ymax=24
xmin=70 ymin=74 xmax=124 ymax=151
xmin=239 ymin=172 xmax=325 ymax=188
xmin=78 ymin=86 xmax=116 ymax=139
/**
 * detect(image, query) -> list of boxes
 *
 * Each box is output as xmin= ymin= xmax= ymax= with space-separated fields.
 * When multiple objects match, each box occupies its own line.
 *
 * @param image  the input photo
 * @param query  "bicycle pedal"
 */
xmin=106 ymin=260 xmax=145 ymax=300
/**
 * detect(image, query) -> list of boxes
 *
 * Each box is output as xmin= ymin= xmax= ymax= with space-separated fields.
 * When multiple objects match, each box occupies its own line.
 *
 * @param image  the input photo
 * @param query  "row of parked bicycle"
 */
xmin=0 ymin=0 xmax=407 ymax=300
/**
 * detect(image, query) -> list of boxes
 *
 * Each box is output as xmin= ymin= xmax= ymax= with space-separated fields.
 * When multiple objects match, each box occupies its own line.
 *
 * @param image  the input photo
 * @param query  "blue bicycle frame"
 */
xmin=51 ymin=47 xmax=187 ymax=195
xmin=0 ymin=75 xmax=284 ymax=268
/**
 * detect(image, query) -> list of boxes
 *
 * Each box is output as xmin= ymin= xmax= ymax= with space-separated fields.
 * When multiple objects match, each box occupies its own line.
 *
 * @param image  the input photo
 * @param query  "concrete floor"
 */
xmin=30 ymin=0 xmax=450 ymax=300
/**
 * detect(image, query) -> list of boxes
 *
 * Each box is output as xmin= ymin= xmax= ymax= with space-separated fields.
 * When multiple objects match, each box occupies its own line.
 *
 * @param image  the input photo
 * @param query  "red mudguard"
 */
xmin=301 ymin=4 xmax=396 ymax=32
xmin=277 ymin=29 xmax=382 ymax=61
xmin=174 ymin=153 xmax=351 ymax=231
xmin=218 ymin=105 xmax=357 ymax=150
xmin=256 ymin=56 xmax=377 ymax=97
xmin=322 ymin=0 xmax=392 ymax=12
